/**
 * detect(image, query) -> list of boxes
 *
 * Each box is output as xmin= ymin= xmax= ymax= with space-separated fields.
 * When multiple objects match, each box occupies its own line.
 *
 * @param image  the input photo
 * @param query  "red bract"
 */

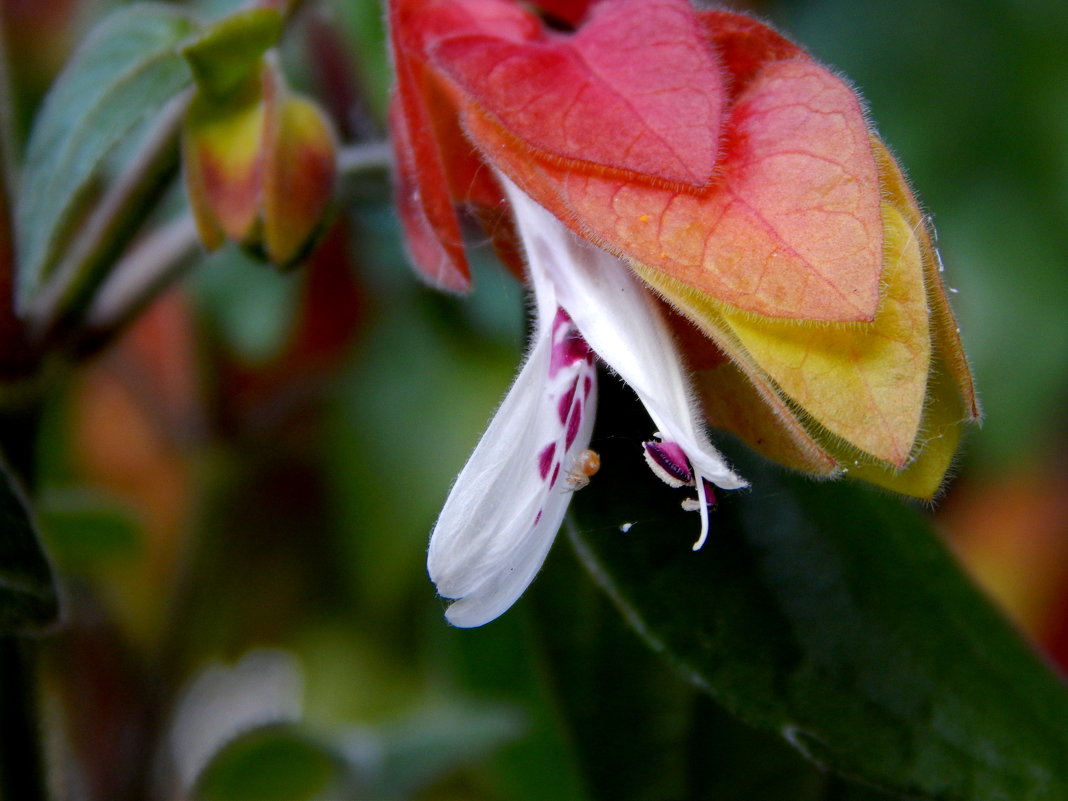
xmin=391 ymin=0 xmax=882 ymax=321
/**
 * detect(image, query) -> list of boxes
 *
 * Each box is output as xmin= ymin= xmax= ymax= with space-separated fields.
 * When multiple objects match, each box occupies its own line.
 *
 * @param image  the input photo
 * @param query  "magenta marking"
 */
xmin=538 ymin=444 xmax=556 ymax=480
xmin=552 ymin=308 xmax=572 ymax=332
xmin=565 ymin=402 xmax=583 ymax=449
xmin=549 ymin=310 xmax=593 ymax=378
xmin=583 ymin=375 xmax=593 ymax=398
xmin=551 ymin=462 xmax=561 ymax=485
xmin=557 ymin=379 xmax=578 ymax=424
xmin=534 ymin=509 xmax=543 ymax=526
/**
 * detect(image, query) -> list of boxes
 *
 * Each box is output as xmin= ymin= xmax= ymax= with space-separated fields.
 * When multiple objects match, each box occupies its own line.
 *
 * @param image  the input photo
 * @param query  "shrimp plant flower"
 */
xmin=389 ymin=0 xmax=980 ymax=626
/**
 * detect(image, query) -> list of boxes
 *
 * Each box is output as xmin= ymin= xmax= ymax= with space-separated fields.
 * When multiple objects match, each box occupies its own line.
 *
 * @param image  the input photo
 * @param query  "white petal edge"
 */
xmin=427 ymin=292 xmax=598 ymax=627
xmin=500 ymin=176 xmax=746 ymax=545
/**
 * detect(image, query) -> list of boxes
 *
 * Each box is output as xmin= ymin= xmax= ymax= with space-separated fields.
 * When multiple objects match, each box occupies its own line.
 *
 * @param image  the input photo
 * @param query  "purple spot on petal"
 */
xmin=583 ymin=375 xmax=593 ymax=398
xmin=538 ymin=444 xmax=556 ymax=480
xmin=558 ymin=379 xmax=578 ymax=424
xmin=565 ymin=402 xmax=583 ymax=449
xmin=551 ymin=462 xmax=560 ymax=485
xmin=534 ymin=509 xmax=542 ymax=526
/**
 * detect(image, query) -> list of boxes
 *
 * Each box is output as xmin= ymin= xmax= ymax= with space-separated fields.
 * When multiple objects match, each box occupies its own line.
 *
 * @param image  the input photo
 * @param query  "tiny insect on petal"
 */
xmin=565 ymin=448 xmax=601 ymax=490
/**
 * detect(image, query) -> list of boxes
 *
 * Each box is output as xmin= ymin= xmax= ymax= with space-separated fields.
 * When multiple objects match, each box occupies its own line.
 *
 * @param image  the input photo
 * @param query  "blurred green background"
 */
xmin=3 ymin=0 xmax=1067 ymax=798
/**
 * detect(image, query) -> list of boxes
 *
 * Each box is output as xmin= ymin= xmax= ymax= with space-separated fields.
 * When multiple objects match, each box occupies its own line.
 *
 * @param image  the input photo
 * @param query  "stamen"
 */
xmin=642 ymin=439 xmax=694 ymax=487
xmin=692 ymin=477 xmax=710 ymax=551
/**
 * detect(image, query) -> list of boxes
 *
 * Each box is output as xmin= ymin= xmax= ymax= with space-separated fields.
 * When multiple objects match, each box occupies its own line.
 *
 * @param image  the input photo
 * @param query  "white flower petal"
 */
xmin=427 ymin=298 xmax=598 ymax=628
xmin=501 ymin=176 xmax=747 ymax=495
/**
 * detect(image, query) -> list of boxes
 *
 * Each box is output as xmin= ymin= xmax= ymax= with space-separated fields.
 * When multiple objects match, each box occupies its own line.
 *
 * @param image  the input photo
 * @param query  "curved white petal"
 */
xmin=501 ymin=176 xmax=747 ymax=497
xmin=427 ymin=298 xmax=598 ymax=628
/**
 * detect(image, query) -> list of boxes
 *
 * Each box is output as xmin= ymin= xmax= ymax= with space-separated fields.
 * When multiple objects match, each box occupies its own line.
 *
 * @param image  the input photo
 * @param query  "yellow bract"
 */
xmin=719 ymin=204 xmax=930 ymax=468
xmin=634 ymin=137 xmax=978 ymax=499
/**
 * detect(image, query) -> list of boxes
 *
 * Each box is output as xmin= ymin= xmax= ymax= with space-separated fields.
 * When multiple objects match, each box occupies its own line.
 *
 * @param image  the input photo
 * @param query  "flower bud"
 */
xmin=180 ymin=11 xmax=337 ymax=267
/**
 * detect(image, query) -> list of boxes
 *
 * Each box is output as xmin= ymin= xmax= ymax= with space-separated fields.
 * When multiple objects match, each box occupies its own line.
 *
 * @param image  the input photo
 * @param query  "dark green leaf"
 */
xmin=569 ymin=399 xmax=1068 ymax=801
xmin=14 ymin=3 xmax=197 ymax=309
xmin=0 ymin=460 xmax=57 ymax=631
xmin=532 ymin=538 xmax=904 ymax=801
xmin=195 ymin=725 xmax=340 ymax=801
xmin=531 ymin=540 xmax=815 ymax=801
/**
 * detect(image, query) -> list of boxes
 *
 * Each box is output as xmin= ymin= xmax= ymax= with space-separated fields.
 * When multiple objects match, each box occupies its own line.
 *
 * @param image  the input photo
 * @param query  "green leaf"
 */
xmin=193 ymin=244 xmax=301 ymax=364
xmin=440 ymin=609 xmax=591 ymax=801
xmin=180 ymin=8 xmax=282 ymax=98
xmin=0 ymin=461 xmax=58 ymax=632
xmin=37 ymin=488 xmax=140 ymax=566
xmin=14 ymin=3 xmax=197 ymax=309
xmin=569 ymin=393 xmax=1068 ymax=801
xmin=195 ymin=725 xmax=340 ymax=801
xmin=532 ymin=538 xmax=904 ymax=801
xmin=532 ymin=541 xmax=816 ymax=800
xmin=342 ymin=703 xmax=524 ymax=798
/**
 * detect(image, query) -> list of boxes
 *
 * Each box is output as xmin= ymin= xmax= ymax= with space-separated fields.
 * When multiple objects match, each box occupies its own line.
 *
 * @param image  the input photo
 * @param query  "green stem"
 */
xmin=0 ymin=400 xmax=51 ymax=801
xmin=78 ymin=213 xmax=200 ymax=356
xmin=337 ymin=139 xmax=392 ymax=174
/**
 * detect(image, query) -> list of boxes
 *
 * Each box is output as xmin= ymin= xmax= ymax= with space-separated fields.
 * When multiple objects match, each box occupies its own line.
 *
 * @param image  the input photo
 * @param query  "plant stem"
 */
xmin=0 ymin=638 xmax=48 ymax=801
xmin=84 ymin=213 xmax=200 ymax=335
xmin=81 ymin=139 xmax=394 ymax=351
xmin=338 ymin=139 xmax=392 ymax=174
xmin=0 ymin=399 xmax=51 ymax=801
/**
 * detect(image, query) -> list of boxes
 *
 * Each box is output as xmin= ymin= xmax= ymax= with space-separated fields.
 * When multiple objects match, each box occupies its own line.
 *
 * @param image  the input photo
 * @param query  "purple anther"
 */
xmin=642 ymin=439 xmax=694 ymax=488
